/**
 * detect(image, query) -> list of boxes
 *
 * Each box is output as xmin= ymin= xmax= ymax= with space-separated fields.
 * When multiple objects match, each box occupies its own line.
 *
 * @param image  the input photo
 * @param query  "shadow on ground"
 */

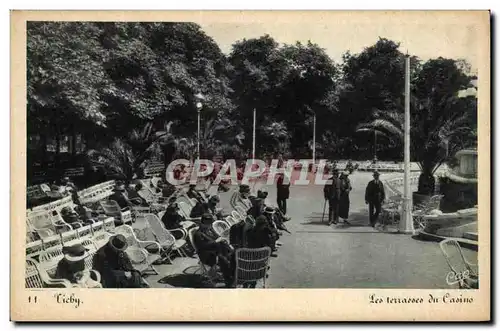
xmin=158 ymin=273 xmax=212 ymax=288
xmin=302 ymin=210 xmax=370 ymax=227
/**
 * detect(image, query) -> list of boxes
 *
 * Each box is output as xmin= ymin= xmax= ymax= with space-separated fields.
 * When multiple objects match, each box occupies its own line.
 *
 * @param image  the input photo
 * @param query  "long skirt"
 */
xmin=339 ymin=192 xmax=350 ymax=219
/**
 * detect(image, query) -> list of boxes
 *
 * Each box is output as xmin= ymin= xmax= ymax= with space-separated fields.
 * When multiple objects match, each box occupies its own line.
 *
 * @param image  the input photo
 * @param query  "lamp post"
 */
xmin=194 ymin=92 xmax=205 ymax=161
xmin=400 ymin=53 xmax=414 ymax=234
xmin=312 ymin=111 xmax=316 ymax=171
xmin=252 ymin=108 xmax=256 ymax=159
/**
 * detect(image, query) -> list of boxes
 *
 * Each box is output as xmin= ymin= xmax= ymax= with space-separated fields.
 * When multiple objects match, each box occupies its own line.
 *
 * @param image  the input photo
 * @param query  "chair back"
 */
xmin=77 ymin=225 xmax=93 ymax=240
xmin=39 ymin=244 xmax=64 ymax=263
xmin=114 ymin=225 xmax=139 ymax=247
xmin=234 ymin=205 xmax=247 ymax=217
xmin=41 ymin=234 xmax=63 ymax=250
xmin=233 ymin=247 xmax=271 ymax=286
xmin=188 ymin=227 xmax=200 ymax=254
xmin=225 ymin=215 xmax=237 ymax=227
xmin=61 ymin=230 xmax=79 ymax=245
xmin=27 ymin=211 xmax=57 ymax=238
xmin=100 ymin=200 xmax=121 ymax=216
xmin=26 ymin=240 xmax=43 ymax=258
xmin=439 ymin=238 xmax=474 ymax=277
xmin=178 ymin=201 xmax=193 ymax=219
xmin=231 ymin=210 xmax=244 ymax=221
xmin=78 ymin=180 xmax=115 ymax=204
xmin=25 ymin=258 xmax=44 ymax=288
xmin=143 ymin=214 xmax=175 ymax=248
xmin=212 ymin=220 xmax=230 ymax=237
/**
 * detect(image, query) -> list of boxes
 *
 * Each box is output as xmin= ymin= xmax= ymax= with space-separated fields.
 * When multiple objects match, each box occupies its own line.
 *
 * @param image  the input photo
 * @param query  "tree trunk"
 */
xmin=418 ymin=171 xmax=435 ymax=195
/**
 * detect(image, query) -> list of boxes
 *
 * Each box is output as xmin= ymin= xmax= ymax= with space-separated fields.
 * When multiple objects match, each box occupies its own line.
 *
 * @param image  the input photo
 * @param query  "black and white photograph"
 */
xmin=12 ymin=10 xmax=490 ymax=321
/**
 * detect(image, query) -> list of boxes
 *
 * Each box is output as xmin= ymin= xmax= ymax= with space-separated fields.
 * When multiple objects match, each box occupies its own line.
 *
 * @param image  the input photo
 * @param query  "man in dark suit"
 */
xmin=365 ymin=171 xmax=386 ymax=227
xmin=323 ymin=168 xmax=341 ymax=225
xmin=276 ymin=173 xmax=290 ymax=215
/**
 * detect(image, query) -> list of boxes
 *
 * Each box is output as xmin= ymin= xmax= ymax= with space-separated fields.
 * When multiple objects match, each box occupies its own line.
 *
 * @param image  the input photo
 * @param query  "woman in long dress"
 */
xmin=339 ymin=171 xmax=352 ymax=224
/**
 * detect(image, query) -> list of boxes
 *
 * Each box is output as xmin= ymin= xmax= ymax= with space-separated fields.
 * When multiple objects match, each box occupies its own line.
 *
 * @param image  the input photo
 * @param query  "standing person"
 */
xmin=339 ymin=171 xmax=352 ymax=224
xmin=365 ymin=171 xmax=386 ymax=227
xmin=276 ymin=173 xmax=290 ymax=215
xmin=323 ymin=168 xmax=341 ymax=225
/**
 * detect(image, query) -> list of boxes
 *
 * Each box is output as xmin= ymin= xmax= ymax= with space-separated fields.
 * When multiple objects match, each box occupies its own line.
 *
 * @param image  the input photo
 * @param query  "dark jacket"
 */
xmin=190 ymin=202 xmax=209 ymax=218
xmin=109 ymin=191 xmax=131 ymax=209
xmin=323 ymin=176 xmax=341 ymax=200
xmin=187 ymin=189 xmax=203 ymax=202
xmin=276 ymin=175 xmax=290 ymax=200
xmin=55 ymin=258 xmax=86 ymax=284
xmin=193 ymin=227 xmax=220 ymax=266
xmin=365 ymin=179 xmax=386 ymax=204
xmin=161 ymin=209 xmax=186 ymax=230
xmin=92 ymin=244 xmax=142 ymax=288
xmin=247 ymin=223 xmax=275 ymax=249
xmin=229 ymin=221 xmax=253 ymax=248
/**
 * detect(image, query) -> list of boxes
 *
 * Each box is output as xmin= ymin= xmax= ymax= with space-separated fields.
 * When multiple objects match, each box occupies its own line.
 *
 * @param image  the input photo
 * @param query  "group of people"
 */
xmin=55 ymin=233 xmax=151 ymax=288
xmin=323 ymin=169 xmax=386 ymax=227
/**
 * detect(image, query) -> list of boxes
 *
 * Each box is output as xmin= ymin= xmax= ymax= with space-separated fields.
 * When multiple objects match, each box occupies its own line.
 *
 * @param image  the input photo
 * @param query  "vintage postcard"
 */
xmin=11 ymin=10 xmax=490 ymax=321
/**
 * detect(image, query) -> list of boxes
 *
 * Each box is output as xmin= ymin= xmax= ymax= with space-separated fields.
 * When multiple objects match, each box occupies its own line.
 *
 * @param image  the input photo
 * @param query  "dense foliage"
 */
xmin=27 ymin=22 xmax=478 ymax=188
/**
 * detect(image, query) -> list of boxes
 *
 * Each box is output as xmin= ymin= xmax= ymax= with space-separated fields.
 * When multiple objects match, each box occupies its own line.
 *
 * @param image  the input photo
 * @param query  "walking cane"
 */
xmin=321 ymin=199 xmax=327 ymax=223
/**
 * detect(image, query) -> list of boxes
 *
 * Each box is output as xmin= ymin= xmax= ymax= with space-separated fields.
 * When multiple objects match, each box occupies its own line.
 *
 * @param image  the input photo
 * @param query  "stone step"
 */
xmin=463 ymin=232 xmax=478 ymax=241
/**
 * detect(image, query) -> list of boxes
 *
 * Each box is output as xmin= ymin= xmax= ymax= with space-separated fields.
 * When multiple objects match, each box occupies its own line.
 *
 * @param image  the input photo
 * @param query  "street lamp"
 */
xmin=194 ymin=92 xmax=205 ymax=160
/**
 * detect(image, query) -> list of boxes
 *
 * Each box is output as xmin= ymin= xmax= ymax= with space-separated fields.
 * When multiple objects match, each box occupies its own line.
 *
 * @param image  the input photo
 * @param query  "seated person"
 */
xmin=55 ymin=243 xmax=101 ymax=288
xmin=229 ymin=214 xmax=254 ymax=249
xmin=230 ymin=184 xmax=252 ymax=210
xmin=186 ymin=184 xmax=204 ymax=202
xmin=109 ymin=184 xmax=138 ymax=210
xmin=247 ymin=197 xmax=264 ymax=220
xmin=257 ymin=188 xmax=291 ymax=223
xmin=127 ymin=182 xmax=148 ymax=206
xmin=92 ymin=234 xmax=150 ymax=288
xmin=161 ymin=203 xmax=196 ymax=238
xmin=247 ymin=215 xmax=278 ymax=257
xmin=161 ymin=181 xmax=177 ymax=199
xmin=193 ymin=213 xmax=235 ymax=287
xmin=207 ymin=195 xmax=225 ymax=219
xmin=59 ymin=206 xmax=86 ymax=229
xmin=262 ymin=207 xmax=283 ymax=246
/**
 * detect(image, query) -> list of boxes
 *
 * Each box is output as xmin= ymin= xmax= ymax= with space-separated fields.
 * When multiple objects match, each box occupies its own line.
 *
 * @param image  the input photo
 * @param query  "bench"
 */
xmin=63 ymin=167 xmax=85 ymax=178
xmin=144 ymin=162 xmax=165 ymax=178
xmin=77 ymin=180 xmax=115 ymax=205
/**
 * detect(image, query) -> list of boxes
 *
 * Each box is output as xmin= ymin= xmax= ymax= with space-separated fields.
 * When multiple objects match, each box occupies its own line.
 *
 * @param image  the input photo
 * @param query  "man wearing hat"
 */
xmin=193 ymin=213 xmax=235 ymax=287
xmin=365 ymin=171 xmax=386 ymax=227
xmin=109 ymin=183 xmax=135 ymax=210
xmin=55 ymin=243 xmax=90 ymax=284
xmin=323 ymin=168 xmax=342 ymax=225
xmin=186 ymin=184 xmax=205 ymax=203
xmin=92 ymin=234 xmax=149 ymax=288
xmin=230 ymin=184 xmax=252 ymax=211
xmin=247 ymin=215 xmax=278 ymax=257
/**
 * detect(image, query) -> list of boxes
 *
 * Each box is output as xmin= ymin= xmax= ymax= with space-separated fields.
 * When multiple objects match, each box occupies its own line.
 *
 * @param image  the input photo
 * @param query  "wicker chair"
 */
xmin=231 ymin=247 xmax=272 ymax=288
xmin=99 ymin=200 xmax=133 ymax=226
xmin=141 ymin=214 xmax=189 ymax=263
xmin=212 ymin=220 xmax=231 ymax=242
xmin=26 ymin=258 xmax=73 ymax=288
xmin=114 ymin=225 xmax=162 ymax=275
xmin=439 ymin=238 xmax=478 ymax=289
xmin=187 ymin=227 xmax=220 ymax=284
